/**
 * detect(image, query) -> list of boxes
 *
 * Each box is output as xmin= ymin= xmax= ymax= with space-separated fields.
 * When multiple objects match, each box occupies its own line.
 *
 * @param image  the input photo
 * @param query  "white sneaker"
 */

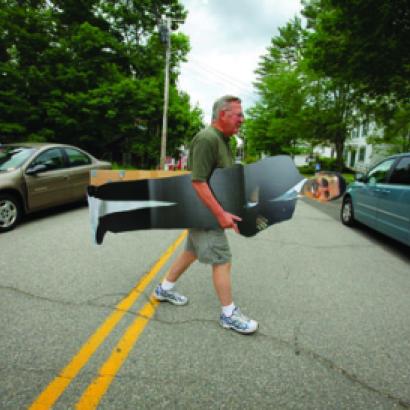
xmin=219 ymin=307 xmax=258 ymax=334
xmin=154 ymin=284 xmax=188 ymax=306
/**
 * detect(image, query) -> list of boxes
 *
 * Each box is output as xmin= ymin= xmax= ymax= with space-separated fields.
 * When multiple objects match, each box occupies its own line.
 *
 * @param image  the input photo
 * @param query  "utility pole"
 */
xmin=159 ymin=17 xmax=171 ymax=170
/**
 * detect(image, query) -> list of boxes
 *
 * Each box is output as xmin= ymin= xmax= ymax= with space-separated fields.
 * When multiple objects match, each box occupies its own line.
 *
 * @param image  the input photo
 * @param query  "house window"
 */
xmin=350 ymin=149 xmax=356 ymax=167
xmin=343 ymin=149 xmax=348 ymax=161
xmin=362 ymin=122 xmax=369 ymax=137
xmin=359 ymin=146 xmax=366 ymax=162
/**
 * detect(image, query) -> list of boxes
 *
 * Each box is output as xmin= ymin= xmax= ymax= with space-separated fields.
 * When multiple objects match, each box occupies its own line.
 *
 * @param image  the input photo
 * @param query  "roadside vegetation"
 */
xmin=0 ymin=0 xmax=408 ymax=170
xmin=244 ymin=0 xmax=409 ymax=170
xmin=0 ymin=0 xmax=203 ymax=168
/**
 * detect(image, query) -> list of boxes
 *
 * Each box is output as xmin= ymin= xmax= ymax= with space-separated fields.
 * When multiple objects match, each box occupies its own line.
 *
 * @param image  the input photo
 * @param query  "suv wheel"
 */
xmin=0 ymin=193 xmax=22 ymax=232
xmin=341 ymin=196 xmax=355 ymax=226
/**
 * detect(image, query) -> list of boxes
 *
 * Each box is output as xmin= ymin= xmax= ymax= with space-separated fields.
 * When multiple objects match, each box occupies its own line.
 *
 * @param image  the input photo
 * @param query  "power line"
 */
xmin=189 ymin=57 xmax=256 ymax=92
xmin=186 ymin=62 xmax=257 ymax=100
xmin=181 ymin=65 xmax=259 ymax=104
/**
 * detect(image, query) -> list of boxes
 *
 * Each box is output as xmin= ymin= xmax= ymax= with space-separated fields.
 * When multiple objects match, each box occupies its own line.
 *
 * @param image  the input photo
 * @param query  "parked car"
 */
xmin=341 ymin=152 xmax=410 ymax=246
xmin=0 ymin=143 xmax=111 ymax=232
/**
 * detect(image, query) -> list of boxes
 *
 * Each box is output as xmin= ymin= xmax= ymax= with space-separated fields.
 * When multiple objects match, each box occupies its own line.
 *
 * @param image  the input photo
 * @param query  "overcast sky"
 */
xmin=177 ymin=0 xmax=303 ymax=123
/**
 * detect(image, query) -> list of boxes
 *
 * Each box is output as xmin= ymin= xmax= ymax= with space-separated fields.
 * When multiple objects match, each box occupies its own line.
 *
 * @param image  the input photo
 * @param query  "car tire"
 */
xmin=341 ymin=196 xmax=355 ymax=226
xmin=0 ymin=193 xmax=22 ymax=233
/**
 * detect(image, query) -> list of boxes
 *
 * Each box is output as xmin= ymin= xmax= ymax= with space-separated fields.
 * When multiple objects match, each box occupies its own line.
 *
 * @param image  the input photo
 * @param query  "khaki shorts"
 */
xmin=185 ymin=228 xmax=231 ymax=265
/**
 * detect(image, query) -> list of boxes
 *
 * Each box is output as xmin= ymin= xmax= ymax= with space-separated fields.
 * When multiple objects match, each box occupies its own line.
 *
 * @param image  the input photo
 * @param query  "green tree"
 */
xmin=301 ymin=78 xmax=358 ymax=168
xmin=0 ymin=0 xmax=202 ymax=167
xmin=245 ymin=17 xmax=357 ymax=169
xmin=245 ymin=18 xmax=306 ymax=158
xmin=367 ymin=102 xmax=410 ymax=153
xmin=302 ymin=0 xmax=410 ymax=100
xmin=0 ymin=1 xmax=54 ymax=139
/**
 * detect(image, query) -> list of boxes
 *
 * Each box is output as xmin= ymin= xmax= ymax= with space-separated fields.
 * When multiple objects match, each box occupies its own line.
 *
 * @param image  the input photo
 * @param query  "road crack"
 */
xmin=2 ymin=284 xmax=409 ymax=408
xmin=256 ymin=330 xmax=410 ymax=409
xmin=0 ymin=284 xmax=137 ymax=313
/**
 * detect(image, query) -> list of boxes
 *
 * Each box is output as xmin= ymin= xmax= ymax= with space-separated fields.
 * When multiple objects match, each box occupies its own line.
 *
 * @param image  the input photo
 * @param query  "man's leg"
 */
xmin=166 ymin=250 xmax=197 ymax=282
xmin=153 ymin=250 xmax=196 ymax=306
xmin=213 ymin=262 xmax=258 ymax=334
xmin=212 ymin=262 xmax=232 ymax=306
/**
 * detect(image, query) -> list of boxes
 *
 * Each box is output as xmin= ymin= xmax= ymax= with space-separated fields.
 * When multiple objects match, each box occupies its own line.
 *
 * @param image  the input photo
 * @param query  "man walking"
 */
xmin=154 ymin=95 xmax=258 ymax=334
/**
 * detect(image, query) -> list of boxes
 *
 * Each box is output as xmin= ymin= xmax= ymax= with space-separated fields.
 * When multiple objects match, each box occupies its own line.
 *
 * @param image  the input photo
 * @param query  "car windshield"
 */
xmin=0 ymin=146 xmax=36 ymax=171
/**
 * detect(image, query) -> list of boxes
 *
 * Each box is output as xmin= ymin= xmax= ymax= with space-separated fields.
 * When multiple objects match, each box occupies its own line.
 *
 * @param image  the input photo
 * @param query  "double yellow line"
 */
xmin=30 ymin=231 xmax=187 ymax=409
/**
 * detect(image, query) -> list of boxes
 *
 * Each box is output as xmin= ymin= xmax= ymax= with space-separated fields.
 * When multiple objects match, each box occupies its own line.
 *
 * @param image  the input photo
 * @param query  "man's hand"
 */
xmin=217 ymin=211 xmax=242 ymax=233
xmin=192 ymin=180 xmax=242 ymax=233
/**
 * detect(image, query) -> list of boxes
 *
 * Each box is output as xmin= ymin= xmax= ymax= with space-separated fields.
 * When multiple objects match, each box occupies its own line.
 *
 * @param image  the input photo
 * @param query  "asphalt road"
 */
xmin=1 ymin=200 xmax=409 ymax=409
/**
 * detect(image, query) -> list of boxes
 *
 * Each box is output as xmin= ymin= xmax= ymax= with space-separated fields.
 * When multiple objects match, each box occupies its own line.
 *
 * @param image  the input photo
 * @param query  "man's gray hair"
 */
xmin=212 ymin=95 xmax=241 ymax=121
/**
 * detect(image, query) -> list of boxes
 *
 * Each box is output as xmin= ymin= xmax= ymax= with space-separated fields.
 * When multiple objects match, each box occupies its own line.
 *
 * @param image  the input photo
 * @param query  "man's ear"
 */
xmin=219 ymin=110 xmax=227 ymax=121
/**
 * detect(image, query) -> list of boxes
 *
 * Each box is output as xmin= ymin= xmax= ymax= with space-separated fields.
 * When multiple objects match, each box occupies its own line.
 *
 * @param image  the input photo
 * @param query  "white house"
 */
xmin=293 ymin=145 xmax=334 ymax=167
xmin=344 ymin=121 xmax=390 ymax=172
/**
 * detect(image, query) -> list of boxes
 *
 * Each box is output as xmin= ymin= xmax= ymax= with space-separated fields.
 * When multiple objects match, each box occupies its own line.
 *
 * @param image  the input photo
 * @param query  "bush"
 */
xmin=298 ymin=156 xmax=356 ymax=174
xmin=298 ymin=164 xmax=315 ymax=175
xmin=320 ymin=157 xmax=338 ymax=171
xmin=244 ymin=154 xmax=261 ymax=164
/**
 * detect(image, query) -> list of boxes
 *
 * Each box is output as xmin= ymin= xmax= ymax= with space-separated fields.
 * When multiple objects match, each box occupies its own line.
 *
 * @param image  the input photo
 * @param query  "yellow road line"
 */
xmin=75 ymin=297 xmax=159 ymax=409
xmin=29 ymin=231 xmax=187 ymax=410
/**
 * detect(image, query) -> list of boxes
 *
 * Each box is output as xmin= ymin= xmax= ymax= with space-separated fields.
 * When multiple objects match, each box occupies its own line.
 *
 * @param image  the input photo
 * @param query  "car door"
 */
xmin=375 ymin=156 xmax=410 ymax=246
xmin=353 ymin=158 xmax=396 ymax=229
xmin=24 ymin=148 xmax=72 ymax=210
xmin=63 ymin=147 xmax=93 ymax=200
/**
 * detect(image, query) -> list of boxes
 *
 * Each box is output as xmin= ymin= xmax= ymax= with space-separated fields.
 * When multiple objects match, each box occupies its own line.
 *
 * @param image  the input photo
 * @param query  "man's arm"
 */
xmin=192 ymin=181 xmax=241 ymax=233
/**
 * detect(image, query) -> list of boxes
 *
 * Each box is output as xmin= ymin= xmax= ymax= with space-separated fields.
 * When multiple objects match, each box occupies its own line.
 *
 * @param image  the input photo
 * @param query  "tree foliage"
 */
xmin=244 ymin=19 xmax=306 ymax=157
xmin=302 ymin=0 xmax=410 ymax=100
xmin=246 ymin=0 xmax=409 ymax=166
xmin=245 ymin=17 xmax=358 ymax=169
xmin=367 ymin=101 xmax=410 ymax=153
xmin=302 ymin=0 xmax=410 ymax=153
xmin=0 ymin=0 xmax=203 ymax=167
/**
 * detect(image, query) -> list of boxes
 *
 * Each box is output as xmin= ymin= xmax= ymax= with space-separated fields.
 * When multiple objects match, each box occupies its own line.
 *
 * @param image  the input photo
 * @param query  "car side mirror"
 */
xmin=26 ymin=164 xmax=47 ymax=175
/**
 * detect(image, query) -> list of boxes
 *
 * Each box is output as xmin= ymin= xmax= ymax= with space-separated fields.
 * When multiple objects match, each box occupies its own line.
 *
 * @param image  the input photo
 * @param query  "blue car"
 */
xmin=341 ymin=153 xmax=410 ymax=246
